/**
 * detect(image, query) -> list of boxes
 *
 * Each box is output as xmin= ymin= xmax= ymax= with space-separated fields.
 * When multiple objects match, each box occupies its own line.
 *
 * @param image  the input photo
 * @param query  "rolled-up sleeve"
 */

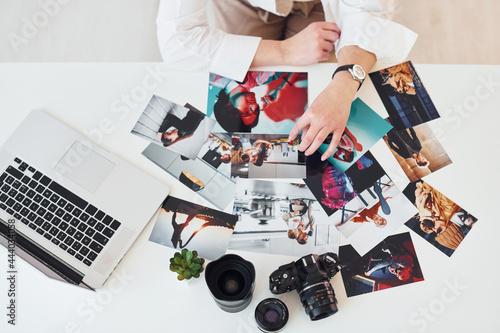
xmin=322 ymin=0 xmax=418 ymax=64
xmin=157 ymin=0 xmax=261 ymax=81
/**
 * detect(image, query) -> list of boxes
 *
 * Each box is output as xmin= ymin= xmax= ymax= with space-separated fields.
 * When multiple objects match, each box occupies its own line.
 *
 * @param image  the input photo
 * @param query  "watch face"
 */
xmin=352 ymin=65 xmax=365 ymax=80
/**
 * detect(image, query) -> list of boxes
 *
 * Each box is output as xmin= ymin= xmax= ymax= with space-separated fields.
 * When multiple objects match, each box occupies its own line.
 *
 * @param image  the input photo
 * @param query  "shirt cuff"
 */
xmin=334 ymin=12 xmax=418 ymax=64
xmin=211 ymin=34 xmax=262 ymax=82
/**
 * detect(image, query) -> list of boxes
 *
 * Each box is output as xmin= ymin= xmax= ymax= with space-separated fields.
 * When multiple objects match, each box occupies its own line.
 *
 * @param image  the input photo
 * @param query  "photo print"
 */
xmin=228 ymin=179 xmax=340 ymax=257
xmin=403 ymin=180 xmax=478 ymax=257
xmin=339 ymin=232 xmax=424 ymax=298
xmin=142 ymin=132 xmax=235 ymax=210
xmin=304 ymin=150 xmax=386 ymax=216
xmin=207 ymin=71 xmax=308 ymax=134
xmin=369 ymin=61 xmax=440 ymax=130
xmin=132 ymin=95 xmax=215 ymax=159
xmin=149 ymin=196 xmax=238 ymax=260
xmin=331 ymin=174 xmax=418 ymax=256
xmin=317 ymin=98 xmax=393 ymax=172
xmin=383 ymin=121 xmax=452 ymax=182
xmin=231 ymin=133 xmax=306 ymax=179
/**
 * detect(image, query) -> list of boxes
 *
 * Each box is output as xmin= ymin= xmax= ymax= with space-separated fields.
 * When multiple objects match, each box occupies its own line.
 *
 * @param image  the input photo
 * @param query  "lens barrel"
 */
xmin=298 ymin=281 xmax=338 ymax=321
xmin=205 ymin=254 xmax=256 ymax=313
xmin=254 ymin=298 xmax=289 ymax=333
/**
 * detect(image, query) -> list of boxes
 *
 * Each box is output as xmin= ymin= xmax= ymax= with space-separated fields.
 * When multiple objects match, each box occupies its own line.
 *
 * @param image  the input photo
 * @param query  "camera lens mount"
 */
xmin=298 ymin=281 xmax=338 ymax=321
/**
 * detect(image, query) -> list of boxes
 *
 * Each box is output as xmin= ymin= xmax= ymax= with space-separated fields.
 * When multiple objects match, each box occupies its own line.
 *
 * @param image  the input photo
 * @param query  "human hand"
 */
xmin=289 ymin=77 xmax=357 ymax=160
xmin=281 ymin=22 xmax=340 ymax=66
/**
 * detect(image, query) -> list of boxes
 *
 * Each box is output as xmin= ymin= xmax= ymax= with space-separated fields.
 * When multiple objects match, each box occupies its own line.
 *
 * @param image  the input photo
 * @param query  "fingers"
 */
xmin=288 ymin=115 xmax=310 ymax=142
xmin=304 ymin=127 xmax=331 ymax=156
xmin=321 ymin=130 xmax=343 ymax=161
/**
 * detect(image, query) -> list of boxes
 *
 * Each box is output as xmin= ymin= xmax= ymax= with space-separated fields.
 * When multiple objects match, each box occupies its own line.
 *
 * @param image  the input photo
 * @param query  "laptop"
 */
xmin=0 ymin=110 xmax=169 ymax=289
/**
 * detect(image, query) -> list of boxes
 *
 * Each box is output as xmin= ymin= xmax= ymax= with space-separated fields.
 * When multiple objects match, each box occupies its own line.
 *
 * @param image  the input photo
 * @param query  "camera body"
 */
xmin=269 ymin=253 xmax=341 ymax=321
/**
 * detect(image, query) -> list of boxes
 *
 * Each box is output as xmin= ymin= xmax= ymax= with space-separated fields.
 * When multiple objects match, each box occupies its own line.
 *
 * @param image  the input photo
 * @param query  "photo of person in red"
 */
xmin=351 ymin=197 xmax=392 ymax=228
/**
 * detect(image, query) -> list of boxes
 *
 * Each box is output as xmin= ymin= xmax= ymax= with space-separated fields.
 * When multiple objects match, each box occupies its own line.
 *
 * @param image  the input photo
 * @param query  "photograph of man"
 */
xmin=282 ymin=200 xmax=315 ymax=245
xmin=383 ymin=122 xmax=452 ymax=182
xmin=339 ymin=232 xmax=424 ymax=297
xmin=132 ymin=96 xmax=215 ymax=159
xmin=208 ymin=71 xmax=307 ymax=133
xmin=149 ymin=196 xmax=237 ymax=260
xmin=403 ymin=180 xmax=477 ymax=256
xmin=370 ymin=61 xmax=440 ymax=130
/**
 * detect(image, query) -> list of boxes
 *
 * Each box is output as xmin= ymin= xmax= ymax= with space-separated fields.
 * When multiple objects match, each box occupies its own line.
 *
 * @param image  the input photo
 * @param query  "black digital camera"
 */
xmin=269 ymin=253 xmax=341 ymax=321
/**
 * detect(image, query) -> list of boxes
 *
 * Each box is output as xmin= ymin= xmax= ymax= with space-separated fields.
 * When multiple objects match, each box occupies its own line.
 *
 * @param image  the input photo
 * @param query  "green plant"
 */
xmin=169 ymin=249 xmax=205 ymax=281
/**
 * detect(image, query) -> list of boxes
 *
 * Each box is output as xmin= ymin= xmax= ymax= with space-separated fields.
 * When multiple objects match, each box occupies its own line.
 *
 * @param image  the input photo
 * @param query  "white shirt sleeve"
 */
xmin=157 ymin=0 xmax=262 ymax=82
xmin=322 ymin=0 xmax=418 ymax=64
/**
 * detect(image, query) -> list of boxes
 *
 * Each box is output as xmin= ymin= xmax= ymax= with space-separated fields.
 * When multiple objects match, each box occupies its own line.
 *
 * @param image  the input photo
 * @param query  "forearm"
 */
xmin=251 ymin=40 xmax=286 ymax=68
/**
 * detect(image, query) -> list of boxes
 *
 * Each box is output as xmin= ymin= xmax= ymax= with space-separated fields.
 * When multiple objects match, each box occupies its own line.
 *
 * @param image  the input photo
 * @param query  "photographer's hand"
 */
xmin=288 ymin=46 xmax=376 ymax=160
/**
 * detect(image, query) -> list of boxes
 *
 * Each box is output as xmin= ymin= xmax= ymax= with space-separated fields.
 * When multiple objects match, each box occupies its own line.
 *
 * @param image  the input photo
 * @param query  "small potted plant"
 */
xmin=169 ymin=249 xmax=205 ymax=281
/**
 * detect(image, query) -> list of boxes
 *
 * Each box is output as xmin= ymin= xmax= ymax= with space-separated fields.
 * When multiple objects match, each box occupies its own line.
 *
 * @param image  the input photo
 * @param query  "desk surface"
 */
xmin=0 ymin=63 xmax=499 ymax=333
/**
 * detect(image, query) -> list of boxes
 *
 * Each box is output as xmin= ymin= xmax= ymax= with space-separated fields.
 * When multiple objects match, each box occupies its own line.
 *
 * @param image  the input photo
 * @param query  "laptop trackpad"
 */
xmin=54 ymin=141 xmax=115 ymax=193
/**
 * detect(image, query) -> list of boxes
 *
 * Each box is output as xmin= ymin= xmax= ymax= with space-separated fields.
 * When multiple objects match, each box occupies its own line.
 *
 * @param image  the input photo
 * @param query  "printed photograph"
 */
xmin=207 ymin=71 xmax=308 ymax=134
xmin=304 ymin=150 xmax=386 ymax=216
xmin=231 ymin=134 xmax=306 ymax=178
xmin=403 ymin=180 xmax=478 ymax=257
xmin=318 ymin=98 xmax=393 ymax=172
xmin=228 ymin=179 xmax=339 ymax=257
xmin=369 ymin=61 xmax=440 ymax=130
xmin=132 ymin=95 xmax=215 ymax=159
xmin=149 ymin=196 xmax=238 ymax=260
xmin=339 ymin=232 xmax=424 ymax=298
xmin=142 ymin=133 xmax=236 ymax=210
xmin=331 ymin=174 xmax=418 ymax=256
xmin=383 ymin=121 xmax=452 ymax=182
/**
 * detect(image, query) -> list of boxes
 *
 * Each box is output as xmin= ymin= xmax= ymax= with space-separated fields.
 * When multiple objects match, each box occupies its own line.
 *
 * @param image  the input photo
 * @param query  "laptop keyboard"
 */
xmin=0 ymin=157 xmax=121 ymax=267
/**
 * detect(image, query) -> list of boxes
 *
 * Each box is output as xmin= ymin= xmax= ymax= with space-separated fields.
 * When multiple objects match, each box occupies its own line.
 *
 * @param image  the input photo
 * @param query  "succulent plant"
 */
xmin=169 ymin=249 xmax=205 ymax=281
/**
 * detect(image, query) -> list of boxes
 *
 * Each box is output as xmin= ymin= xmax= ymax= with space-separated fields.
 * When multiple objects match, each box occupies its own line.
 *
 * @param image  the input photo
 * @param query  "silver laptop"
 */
xmin=0 ymin=110 xmax=169 ymax=289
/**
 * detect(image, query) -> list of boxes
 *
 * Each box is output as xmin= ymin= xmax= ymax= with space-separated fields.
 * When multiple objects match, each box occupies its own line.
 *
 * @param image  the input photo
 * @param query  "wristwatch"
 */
xmin=332 ymin=64 xmax=366 ymax=91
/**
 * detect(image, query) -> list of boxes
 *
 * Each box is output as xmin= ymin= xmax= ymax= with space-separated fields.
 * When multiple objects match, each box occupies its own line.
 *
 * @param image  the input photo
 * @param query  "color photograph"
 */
xmin=229 ymin=179 xmax=339 ymax=257
xmin=339 ymin=232 xmax=424 ymax=298
xmin=131 ymin=96 xmax=215 ymax=159
xmin=304 ymin=150 xmax=386 ymax=216
xmin=383 ymin=121 xmax=452 ymax=182
xmin=403 ymin=180 xmax=478 ymax=256
xmin=207 ymin=71 xmax=308 ymax=134
xmin=231 ymin=133 xmax=306 ymax=178
xmin=318 ymin=98 xmax=393 ymax=172
xmin=369 ymin=61 xmax=440 ymax=130
xmin=142 ymin=133 xmax=235 ymax=210
xmin=149 ymin=196 xmax=238 ymax=260
xmin=332 ymin=174 xmax=418 ymax=256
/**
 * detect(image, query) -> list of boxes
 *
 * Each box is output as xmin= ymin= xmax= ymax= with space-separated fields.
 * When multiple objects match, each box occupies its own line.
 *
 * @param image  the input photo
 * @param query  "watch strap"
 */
xmin=332 ymin=64 xmax=364 ymax=91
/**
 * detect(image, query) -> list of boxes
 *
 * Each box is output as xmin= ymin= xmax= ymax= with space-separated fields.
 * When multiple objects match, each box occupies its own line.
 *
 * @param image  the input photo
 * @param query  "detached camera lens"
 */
xmin=255 ymin=298 xmax=288 ymax=333
xmin=205 ymin=254 xmax=256 ymax=313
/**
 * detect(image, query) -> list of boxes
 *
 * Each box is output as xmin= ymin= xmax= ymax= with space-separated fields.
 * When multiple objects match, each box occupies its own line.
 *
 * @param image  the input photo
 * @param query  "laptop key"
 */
xmin=6 ymin=198 xmax=14 ymax=207
xmin=67 ymin=249 xmax=76 ymax=256
xmin=85 ymin=228 xmax=95 ymax=237
xmin=19 ymin=185 xmax=28 ymax=193
xmin=0 ymin=193 xmax=7 ymax=202
xmin=33 ymin=171 xmax=42 ymax=181
xmin=13 ymin=158 xmax=21 ymax=164
xmin=71 ymin=242 xmax=82 ymax=251
xmin=51 ymin=238 xmax=60 ymax=246
xmin=13 ymin=203 xmax=22 ymax=212
xmin=37 ymin=207 xmax=46 ymax=216
xmin=49 ymin=227 xmax=59 ymax=236
xmin=14 ymin=213 xmax=22 ymax=220
xmin=89 ymin=241 xmax=103 ymax=254
xmin=0 ymin=173 xmax=6 ymax=185
xmin=28 ymin=223 xmax=37 ymax=230
xmin=95 ymin=210 xmax=105 ymax=220
xmin=82 ymin=236 xmax=92 ymax=246
xmin=102 ymin=227 xmax=114 ymax=238
xmin=8 ymin=188 xmax=18 ymax=197
xmin=74 ymin=232 xmax=84 ymax=241
xmin=19 ymin=162 xmax=28 ymax=171
xmin=20 ymin=208 xmax=29 ymax=217
xmin=65 ymin=203 xmax=75 ymax=212
xmin=50 ymin=193 xmax=60 ymax=203
xmin=56 ymin=232 xmax=67 ymax=241
xmin=21 ymin=218 xmax=29 ymax=225
xmin=34 ymin=194 xmax=43 ymax=203
xmin=85 ymin=204 xmax=98 ymax=216
xmin=35 ymin=217 xmax=44 ymax=226
xmin=87 ymin=251 xmax=98 ymax=261
xmin=67 ymin=227 xmax=76 ymax=236
xmin=12 ymin=180 xmax=21 ymax=189
xmin=87 ymin=217 xmax=97 ymax=227
xmin=79 ymin=246 xmax=90 ymax=256
xmin=102 ymin=215 xmax=113 ymax=225
xmin=70 ymin=218 xmax=79 ymax=227
xmin=36 ymin=228 xmax=44 ymax=235
xmin=6 ymin=166 xmax=23 ymax=180
xmin=64 ymin=237 xmax=74 ymax=246
xmin=15 ymin=193 xmax=24 ymax=202
xmin=59 ymin=222 xmax=69 ymax=231
xmin=77 ymin=223 xmax=87 ymax=232
xmin=75 ymin=254 xmax=84 ymax=261
xmin=40 ymin=176 xmax=51 ymax=186
xmin=43 ymin=234 xmax=52 ymax=241
xmin=28 ymin=212 xmax=37 ymax=221
xmin=42 ymin=222 xmax=51 ymax=231
xmin=80 ymin=213 xmax=89 ymax=222
xmin=95 ymin=222 xmax=105 ymax=231
xmin=83 ymin=259 xmax=92 ymax=266
xmin=1 ymin=184 xmax=10 ymax=192
xmin=63 ymin=213 xmax=72 ymax=222
xmin=28 ymin=166 xmax=35 ymax=172
xmin=28 ymin=180 xmax=37 ymax=189
xmin=59 ymin=243 xmax=68 ymax=250
xmin=5 ymin=176 xmax=14 ymax=185
xmin=44 ymin=212 xmax=54 ymax=221
xmin=35 ymin=185 xmax=45 ymax=193
xmin=22 ymin=198 xmax=32 ymax=207
xmin=93 ymin=233 xmax=108 ymax=246
xmin=42 ymin=189 xmax=52 ymax=198
xmin=21 ymin=176 xmax=30 ymax=184
xmin=52 ymin=217 xmax=62 ymax=226
xmin=41 ymin=199 xmax=50 ymax=207
xmin=57 ymin=198 xmax=67 ymax=207
xmin=0 ymin=203 xmax=6 ymax=210
xmin=30 ymin=202 xmax=39 ymax=211
xmin=55 ymin=208 xmax=65 ymax=217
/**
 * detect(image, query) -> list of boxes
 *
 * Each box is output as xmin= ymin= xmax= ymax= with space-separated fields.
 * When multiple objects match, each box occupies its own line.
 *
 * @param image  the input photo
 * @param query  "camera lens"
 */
xmin=298 ymin=281 xmax=338 ymax=321
xmin=205 ymin=254 xmax=256 ymax=313
xmin=255 ymin=298 xmax=288 ymax=333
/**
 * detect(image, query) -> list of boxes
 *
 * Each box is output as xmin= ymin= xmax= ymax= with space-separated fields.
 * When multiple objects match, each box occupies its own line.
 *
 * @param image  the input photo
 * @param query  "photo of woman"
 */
xmin=208 ymin=71 xmax=308 ymax=133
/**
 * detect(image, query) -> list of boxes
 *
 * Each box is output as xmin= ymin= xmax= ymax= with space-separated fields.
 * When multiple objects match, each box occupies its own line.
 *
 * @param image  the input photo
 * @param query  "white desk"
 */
xmin=0 ymin=63 xmax=499 ymax=333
